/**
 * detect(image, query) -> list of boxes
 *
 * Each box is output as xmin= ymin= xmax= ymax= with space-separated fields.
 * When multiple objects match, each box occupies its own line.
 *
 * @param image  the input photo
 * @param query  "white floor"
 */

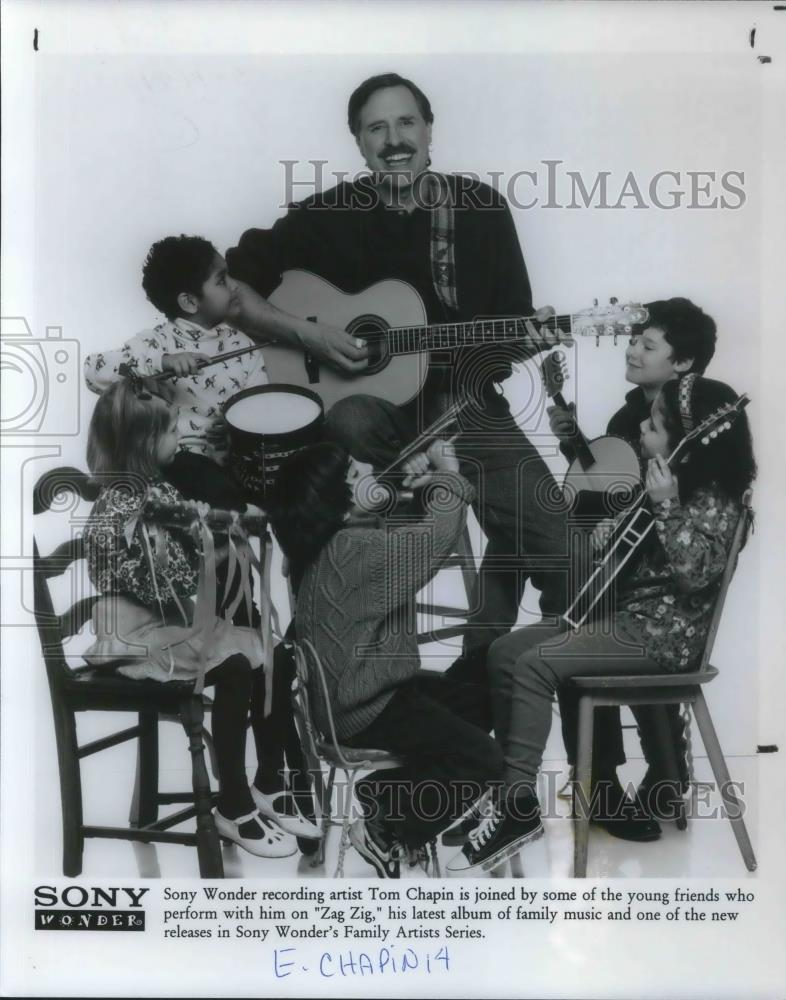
xmin=34 ymin=709 xmax=760 ymax=881
xmin=33 ymin=526 xmax=761 ymax=881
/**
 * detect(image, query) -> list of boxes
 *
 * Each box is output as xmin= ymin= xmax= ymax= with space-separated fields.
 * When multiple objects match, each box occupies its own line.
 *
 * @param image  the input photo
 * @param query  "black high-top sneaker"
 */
xmin=446 ymin=795 xmax=543 ymax=875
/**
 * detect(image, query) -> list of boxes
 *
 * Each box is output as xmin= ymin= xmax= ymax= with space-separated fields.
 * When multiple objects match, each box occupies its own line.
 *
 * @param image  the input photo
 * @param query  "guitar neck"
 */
xmin=551 ymin=390 xmax=596 ymax=470
xmin=386 ymin=313 xmax=573 ymax=355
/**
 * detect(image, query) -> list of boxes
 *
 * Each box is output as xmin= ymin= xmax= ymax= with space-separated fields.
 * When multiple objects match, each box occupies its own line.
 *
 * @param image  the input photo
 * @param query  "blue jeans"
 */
xmin=488 ymin=622 xmax=662 ymax=788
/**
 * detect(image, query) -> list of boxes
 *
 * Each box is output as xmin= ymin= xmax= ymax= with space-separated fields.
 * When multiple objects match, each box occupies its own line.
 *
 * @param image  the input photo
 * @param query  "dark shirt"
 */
xmin=606 ymin=386 xmax=650 ymax=449
xmin=226 ymin=176 xmax=536 ymax=403
xmin=560 ymin=385 xmax=649 ymax=463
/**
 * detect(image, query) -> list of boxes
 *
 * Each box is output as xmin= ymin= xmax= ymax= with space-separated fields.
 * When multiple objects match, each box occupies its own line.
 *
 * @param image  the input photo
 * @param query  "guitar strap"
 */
xmin=424 ymin=172 xmax=458 ymax=314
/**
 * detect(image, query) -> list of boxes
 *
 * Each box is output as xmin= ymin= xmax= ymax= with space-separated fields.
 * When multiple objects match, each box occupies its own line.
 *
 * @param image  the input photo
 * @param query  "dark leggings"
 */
xmin=203 ymin=648 xmax=307 ymax=819
xmin=203 ymin=655 xmax=259 ymax=819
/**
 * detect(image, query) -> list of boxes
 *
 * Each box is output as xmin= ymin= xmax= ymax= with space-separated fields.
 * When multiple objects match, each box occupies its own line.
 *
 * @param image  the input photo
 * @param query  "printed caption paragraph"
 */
xmin=156 ymin=884 xmax=758 ymax=979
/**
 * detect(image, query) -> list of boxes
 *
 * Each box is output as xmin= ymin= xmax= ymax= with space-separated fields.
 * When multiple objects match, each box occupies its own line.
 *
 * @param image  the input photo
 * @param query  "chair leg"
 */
xmin=283 ymin=713 xmax=321 ymax=857
xmin=691 ymin=690 xmax=757 ymax=872
xmin=334 ymin=769 xmax=357 ymax=878
xmin=429 ymin=838 xmax=442 ymax=878
xmin=457 ymin=525 xmax=477 ymax=604
xmin=201 ymin=727 xmax=220 ymax=783
xmin=648 ymin=704 xmax=687 ymax=830
xmin=311 ymin=764 xmax=334 ymax=868
xmin=180 ymin=697 xmax=224 ymax=878
xmin=129 ymin=711 xmax=159 ymax=827
xmin=573 ymin=694 xmax=595 ymax=878
xmin=54 ymin=703 xmax=84 ymax=877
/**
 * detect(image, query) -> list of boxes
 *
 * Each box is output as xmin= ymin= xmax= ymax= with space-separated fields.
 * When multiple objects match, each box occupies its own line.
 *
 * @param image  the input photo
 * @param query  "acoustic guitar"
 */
xmin=540 ymin=350 xmax=641 ymax=514
xmin=266 ymin=270 xmax=649 ymax=409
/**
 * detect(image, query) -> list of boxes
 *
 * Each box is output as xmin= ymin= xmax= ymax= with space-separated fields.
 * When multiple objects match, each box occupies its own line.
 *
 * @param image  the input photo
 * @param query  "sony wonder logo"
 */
xmin=34 ymin=886 xmax=150 ymax=931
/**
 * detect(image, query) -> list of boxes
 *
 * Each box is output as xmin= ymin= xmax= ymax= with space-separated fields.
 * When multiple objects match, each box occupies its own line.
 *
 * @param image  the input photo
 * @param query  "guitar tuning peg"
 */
xmin=609 ymin=296 xmax=618 ymax=305
xmin=724 ymin=421 xmax=731 ymax=430
xmin=701 ymin=437 xmax=709 ymax=445
xmin=710 ymin=430 xmax=718 ymax=438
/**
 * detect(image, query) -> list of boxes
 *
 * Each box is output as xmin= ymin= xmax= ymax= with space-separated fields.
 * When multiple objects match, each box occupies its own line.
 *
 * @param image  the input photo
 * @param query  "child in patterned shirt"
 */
xmin=84 ymin=235 xmax=267 ymax=508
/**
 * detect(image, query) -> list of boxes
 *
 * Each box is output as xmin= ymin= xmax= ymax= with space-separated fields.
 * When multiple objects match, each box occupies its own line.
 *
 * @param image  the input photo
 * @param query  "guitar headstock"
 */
xmin=541 ymin=350 xmax=568 ymax=399
xmin=573 ymin=299 xmax=649 ymax=343
xmin=670 ymin=394 xmax=750 ymax=465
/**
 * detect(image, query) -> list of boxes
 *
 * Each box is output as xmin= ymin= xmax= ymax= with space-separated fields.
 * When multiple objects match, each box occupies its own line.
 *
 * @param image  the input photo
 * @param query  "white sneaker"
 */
xmin=557 ymin=766 xmax=575 ymax=800
xmin=214 ymin=809 xmax=297 ymax=858
xmin=251 ymin=786 xmax=322 ymax=840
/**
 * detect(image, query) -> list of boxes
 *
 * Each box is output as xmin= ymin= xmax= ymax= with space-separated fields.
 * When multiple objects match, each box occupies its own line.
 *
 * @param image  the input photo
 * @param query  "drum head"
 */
xmin=223 ymin=384 xmax=325 ymax=502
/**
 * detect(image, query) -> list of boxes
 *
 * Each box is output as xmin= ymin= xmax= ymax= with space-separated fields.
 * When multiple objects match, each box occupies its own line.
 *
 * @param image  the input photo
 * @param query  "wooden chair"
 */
xmin=416 ymin=523 xmax=477 ymax=644
xmin=290 ymin=638 xmax=441 ymax=878
xmin=571 ymin=491 xmax=757 ymax=878
xmin=33 ymin=467 xmax=223 ymax=877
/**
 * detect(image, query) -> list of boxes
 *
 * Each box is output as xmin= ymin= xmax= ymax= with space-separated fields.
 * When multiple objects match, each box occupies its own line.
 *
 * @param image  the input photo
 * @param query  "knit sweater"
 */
xmin=294 ymin=473 xmax=475 ymax=739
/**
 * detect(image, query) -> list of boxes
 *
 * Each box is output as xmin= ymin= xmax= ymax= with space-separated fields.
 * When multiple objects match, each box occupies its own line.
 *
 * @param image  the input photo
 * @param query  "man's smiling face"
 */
xmin=355 ymin=85 xmax=432 ymax=198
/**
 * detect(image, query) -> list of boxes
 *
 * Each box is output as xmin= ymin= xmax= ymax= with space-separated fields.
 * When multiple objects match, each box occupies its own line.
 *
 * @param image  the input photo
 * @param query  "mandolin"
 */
xmin=563 ymin=394 xmax=750 ymax=630
xmin=266 ymin=270 xmax=649 ymax=409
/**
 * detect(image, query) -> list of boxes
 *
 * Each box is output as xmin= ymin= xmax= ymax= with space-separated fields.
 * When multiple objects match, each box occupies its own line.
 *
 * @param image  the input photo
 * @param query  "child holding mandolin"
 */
xmin=549 ymin=297 xmax=719 ymax=838
xmin=446 ymin=375 xmax=755 ymax=873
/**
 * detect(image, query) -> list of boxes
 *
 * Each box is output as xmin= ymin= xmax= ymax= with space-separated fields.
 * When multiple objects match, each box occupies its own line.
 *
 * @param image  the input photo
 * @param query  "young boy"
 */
xmin=84 ymin=234 xmax=268 ymax=507
xmin=550 ymin=297 xmax=717 ymax=833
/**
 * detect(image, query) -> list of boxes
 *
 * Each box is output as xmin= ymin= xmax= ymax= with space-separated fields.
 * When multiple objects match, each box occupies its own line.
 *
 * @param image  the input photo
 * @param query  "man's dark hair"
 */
xmin=642 ymin=297 xmax=717 ymax=374
xmin=141 ymin=235 xmax=217 ymax=320
xmin=347 ymin=73 xmax=434 ymax=137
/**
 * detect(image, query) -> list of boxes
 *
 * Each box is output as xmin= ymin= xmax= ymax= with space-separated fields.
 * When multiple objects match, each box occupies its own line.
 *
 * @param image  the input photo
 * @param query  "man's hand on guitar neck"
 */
xmin=231 ymin=278 xmax=369 ymax=373
xmin=524 ymin=306 xmax=574 ymax=353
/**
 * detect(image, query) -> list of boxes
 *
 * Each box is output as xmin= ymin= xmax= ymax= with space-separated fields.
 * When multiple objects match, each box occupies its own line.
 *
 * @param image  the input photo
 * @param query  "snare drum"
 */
xmin=224 ymin=385 xmax=324 ymax=502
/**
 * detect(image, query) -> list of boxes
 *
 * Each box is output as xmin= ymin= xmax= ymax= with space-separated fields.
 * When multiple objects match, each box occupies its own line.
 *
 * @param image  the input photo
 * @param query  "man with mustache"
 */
xmin=227 ymin=72 xmax=570 ymax=667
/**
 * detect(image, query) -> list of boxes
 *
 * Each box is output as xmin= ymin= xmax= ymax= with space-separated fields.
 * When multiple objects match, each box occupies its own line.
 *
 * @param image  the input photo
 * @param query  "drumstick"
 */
xmin=117 ymin=343 xmax=271 ymax=399
xmin=123 ymin=342 xmax=269 ymax=383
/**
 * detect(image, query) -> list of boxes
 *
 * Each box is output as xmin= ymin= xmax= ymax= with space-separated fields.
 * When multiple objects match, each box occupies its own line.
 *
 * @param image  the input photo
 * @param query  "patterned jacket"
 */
xmin=616 ymin=485 xmax=742 ymax=671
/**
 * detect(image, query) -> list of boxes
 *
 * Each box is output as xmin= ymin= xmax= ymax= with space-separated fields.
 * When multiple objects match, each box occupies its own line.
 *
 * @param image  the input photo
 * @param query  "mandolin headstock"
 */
xmin=669 ymin=394 xmax=750 ymax=466
xmin=540 ymin=350 xmax=569 ymax=399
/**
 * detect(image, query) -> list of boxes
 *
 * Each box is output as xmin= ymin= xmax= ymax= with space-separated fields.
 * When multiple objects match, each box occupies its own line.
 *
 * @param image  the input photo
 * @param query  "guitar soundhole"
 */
xmin=348 ymin=315 xmax=391 ymax=376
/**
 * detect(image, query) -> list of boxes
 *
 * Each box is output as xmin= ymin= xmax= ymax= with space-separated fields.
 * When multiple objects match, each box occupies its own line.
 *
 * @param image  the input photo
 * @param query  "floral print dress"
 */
xmin=82 ymin=480 xmax=262 ymax=681
xmin=615 ymin=485 xmax=742 ymax=672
